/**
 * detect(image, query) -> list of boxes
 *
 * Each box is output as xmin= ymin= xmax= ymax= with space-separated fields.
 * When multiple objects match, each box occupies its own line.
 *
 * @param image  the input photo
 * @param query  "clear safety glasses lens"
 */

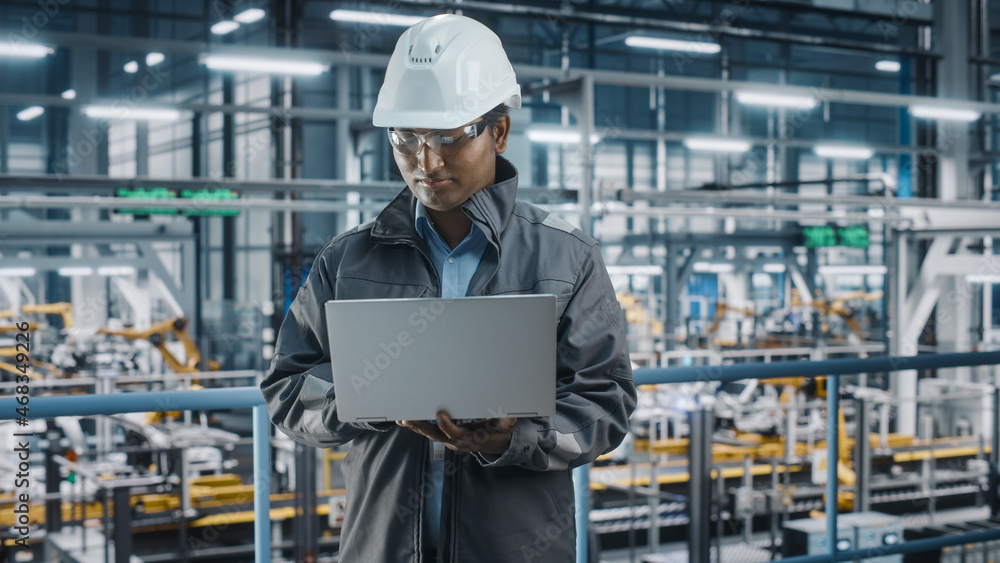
xmin=387 ymin=121 xmax=491 ymax=156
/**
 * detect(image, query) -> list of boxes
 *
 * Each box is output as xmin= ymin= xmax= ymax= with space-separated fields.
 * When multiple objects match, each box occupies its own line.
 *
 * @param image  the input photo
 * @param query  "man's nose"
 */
xmin=416 ymin=142 xmax=445 ymax=174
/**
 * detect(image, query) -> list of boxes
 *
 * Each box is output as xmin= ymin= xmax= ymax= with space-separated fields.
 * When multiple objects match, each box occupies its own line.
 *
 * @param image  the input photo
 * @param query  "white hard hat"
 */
xmin=372 ymin=14 xmax=521 ymax=129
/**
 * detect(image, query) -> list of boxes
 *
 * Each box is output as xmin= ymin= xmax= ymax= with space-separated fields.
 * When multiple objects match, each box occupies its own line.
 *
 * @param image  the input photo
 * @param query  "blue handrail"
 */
xmin=1 ymin=351 xmax=998 ymax=563
xmin=0 ymin=387 xmax=270 ymax=563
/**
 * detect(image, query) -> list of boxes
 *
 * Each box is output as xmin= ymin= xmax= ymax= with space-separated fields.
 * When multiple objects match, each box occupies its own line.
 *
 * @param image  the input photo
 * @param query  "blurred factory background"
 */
xmin=1 ymin=0 xmax=1000 ymax=562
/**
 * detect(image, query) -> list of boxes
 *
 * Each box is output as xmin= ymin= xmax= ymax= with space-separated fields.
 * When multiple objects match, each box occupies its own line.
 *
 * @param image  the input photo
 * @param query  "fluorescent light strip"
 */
xmin=966 ymin=274 xmax=1000 ymax=284
xmin=525 ymin=129 xmax=600 ymax=144
xmin=211 ymin=20 xmax=240 ymax=35
xmin=683 ymin=137 xmax=751 ymax=153
xmin=605 ymin=265 xmax=663 ymax=276
xmin=693 ymin=262 xmax=735 ymax=274
xmin=233 ymin=8 xmax=266 ymax=23
xmin=83 ymin=105 xmax=183 ymax=121
xmin=735 ymin=90 xmax=818 ymax=109
xmin=16 ymin=106 xmax=44 ymax=121
xmin=762 ymin=263 xmax=787 ymax=273
xmin=329 ymin=9 xmax=424 ymax=27
xmin=58 ymin=267 xmax=94 ymax=277
xmin=818 ymin=265 xmax=887 ymax=275
xmin=0 ymin=268 xmax=36 ymax=277
xmin=909 ymin=105 xmax=981 ymax=122
xmin=201 ymin=54 xmax=329 ymax=76
xmin=0 ymin=42 xmax=54 ymax=58
xmin=146 ymin=52 xmax=164 ymax=66
xmin=875 ymin=60 xmax=901 ymax=72
xmin=814 ymin=144 xmax=874 ymax=159
xmin=61 ymin=89 xmax=76 ymax=100
xmin=624 ymin=36 xmax=721 ymax=54
xmin=98 ymin=266 xmax=137 ymax=276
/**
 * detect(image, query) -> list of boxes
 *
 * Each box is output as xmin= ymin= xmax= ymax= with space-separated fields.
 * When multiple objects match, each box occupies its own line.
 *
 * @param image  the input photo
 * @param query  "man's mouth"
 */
xmin=419 ymin=177 xmax=451 ymax=188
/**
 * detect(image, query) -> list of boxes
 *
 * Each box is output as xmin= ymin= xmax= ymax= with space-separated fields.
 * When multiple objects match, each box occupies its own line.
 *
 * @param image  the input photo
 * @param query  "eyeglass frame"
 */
xmin=385 ymin=119 xmax=496 ymax=157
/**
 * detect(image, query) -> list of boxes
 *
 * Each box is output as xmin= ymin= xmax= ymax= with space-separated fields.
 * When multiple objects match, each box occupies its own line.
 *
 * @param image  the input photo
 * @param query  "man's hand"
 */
xmin=397 ymin=411 xmax=516 ymax=455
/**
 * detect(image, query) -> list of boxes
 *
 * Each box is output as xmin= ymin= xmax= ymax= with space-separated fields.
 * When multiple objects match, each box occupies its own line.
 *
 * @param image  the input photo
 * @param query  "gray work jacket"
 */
xmin=261 ymin=156 xmax=636 ymax=562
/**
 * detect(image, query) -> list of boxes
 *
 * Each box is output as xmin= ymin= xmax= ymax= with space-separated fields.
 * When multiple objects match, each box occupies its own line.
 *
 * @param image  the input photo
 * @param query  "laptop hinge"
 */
xmin=356 ymin=417 xmax=388 ymax=423
xmin=507 ymin=412 xmax=539 ymax=418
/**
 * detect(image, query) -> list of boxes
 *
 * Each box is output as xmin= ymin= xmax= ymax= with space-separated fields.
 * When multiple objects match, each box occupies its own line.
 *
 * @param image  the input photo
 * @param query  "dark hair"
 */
xmin=480 ymin=103 xmax=510 ymax=130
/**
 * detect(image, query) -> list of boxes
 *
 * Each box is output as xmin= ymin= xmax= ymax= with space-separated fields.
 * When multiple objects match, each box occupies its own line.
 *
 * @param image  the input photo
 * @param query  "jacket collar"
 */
xmin=370 ymin=155 xmax=519 ymax=244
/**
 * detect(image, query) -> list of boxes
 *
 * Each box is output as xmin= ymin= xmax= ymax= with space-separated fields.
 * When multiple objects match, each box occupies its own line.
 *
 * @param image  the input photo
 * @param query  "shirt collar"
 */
xmin=414 ymin=199 xmax=435 ymax=241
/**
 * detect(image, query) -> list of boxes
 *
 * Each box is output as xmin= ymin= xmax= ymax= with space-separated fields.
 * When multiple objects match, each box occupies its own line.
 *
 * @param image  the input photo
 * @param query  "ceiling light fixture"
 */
xmin=0 ymin=42 xmax=54 ymax=58
xmin=875 ymin=60 xmax=901 ymax=72
xmin=683 ymin=137 xmax=751 ymax=153
xmin=233 ymin=8 xmax=266 ymax=23
xmin=58 ymin=267 xmax=94 ymax=277
xmin=624 ymin=36 xmax=721 ymax=54
xmin=211 ymin=20 xmax=240 ymax=35
xmin=201 ymin=54 xmax=329 ymax=76
xmin=16 ymin=106 xmax=44 ymax=121
xmin=83 ymin=105 xmax=184 ymax=121
xmin=909 ymin=105 xmax=981 ymax=122
xmin=525 ymin=129 xmax=601 ymax=144
xmin=814 ymin=144 xmax=875 ymax=159
xmin=735 ymin=90 xmax=818 ymax=109
xmin=329 ymin=9 xmax=425 ymax=27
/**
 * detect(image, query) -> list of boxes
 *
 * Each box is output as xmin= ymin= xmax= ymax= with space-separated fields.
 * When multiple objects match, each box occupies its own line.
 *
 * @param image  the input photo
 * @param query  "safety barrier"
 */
xmin=2 ymin=350 xmax=999 ymax=563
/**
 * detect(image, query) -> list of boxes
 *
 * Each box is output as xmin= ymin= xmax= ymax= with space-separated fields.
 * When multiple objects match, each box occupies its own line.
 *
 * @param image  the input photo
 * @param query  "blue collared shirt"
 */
xmin=414 ymin=200 xmax=489 ymax=550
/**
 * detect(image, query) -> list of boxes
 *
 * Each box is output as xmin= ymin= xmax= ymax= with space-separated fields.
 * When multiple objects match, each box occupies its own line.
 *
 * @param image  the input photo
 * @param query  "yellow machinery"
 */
xmin=704 ymin=301 xmax=757 ymax=347
xmin=21 ymin=302 xmax=75 ymax=331
xmin=808 ymin=290 xmax=882 ymax=340
xmin=616 ymin=290 xmax=664 ymax=335
xmin=97 ymin=317 xmax=220 ymax=374
xmin=0 ymin=309 xmax=38 ymax=333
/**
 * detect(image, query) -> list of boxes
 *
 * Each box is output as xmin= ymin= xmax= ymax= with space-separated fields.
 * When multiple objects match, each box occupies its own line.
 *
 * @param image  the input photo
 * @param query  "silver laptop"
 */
xmin=324 ymin=295 xmax=556 ymax=423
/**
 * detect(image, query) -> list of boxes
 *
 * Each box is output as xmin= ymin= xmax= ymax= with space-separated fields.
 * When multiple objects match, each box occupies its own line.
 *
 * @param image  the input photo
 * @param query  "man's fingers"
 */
xmin=436 ymin=411 xmax=464 ymax=439
xmin=400 ymin=420 xmax=448 ymax=442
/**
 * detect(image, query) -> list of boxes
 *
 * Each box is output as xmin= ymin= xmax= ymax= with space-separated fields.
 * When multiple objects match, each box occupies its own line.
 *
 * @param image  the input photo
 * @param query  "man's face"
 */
xmin=391 ymin=115 xmax=510 ymax=213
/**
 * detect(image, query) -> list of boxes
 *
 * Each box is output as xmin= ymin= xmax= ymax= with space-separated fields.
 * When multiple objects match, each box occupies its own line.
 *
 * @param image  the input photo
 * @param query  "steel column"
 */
xmin=688 ymin=407 xmax=714 ymax=563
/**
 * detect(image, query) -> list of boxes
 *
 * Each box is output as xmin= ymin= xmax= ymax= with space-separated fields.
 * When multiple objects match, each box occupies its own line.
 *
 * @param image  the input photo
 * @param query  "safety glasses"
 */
xmin=386 ymin=120 xmax=492 ymax=156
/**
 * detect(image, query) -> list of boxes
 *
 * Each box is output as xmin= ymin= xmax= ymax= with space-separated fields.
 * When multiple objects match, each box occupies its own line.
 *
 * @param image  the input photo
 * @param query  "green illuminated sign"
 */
xmin=180 ymin=188 xmax=239 ymax=216
xmin=803 ymin=225 xmax=869 ymax=249
xmin=115 ymin=187 xmax=240 ymax=216
xmin=115 ymin=187 xmax=177 ymax=215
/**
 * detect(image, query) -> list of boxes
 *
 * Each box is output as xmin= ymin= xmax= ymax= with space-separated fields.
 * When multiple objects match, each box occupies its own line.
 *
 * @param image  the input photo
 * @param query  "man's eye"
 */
xmin=439 ymin=136 xmax=459 ymax=145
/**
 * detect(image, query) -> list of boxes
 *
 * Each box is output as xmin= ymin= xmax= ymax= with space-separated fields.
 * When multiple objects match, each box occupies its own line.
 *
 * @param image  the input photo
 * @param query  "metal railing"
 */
xmin=1 ymin=351 xmax=999 ymax=563
xmin=0 ymin=387 xmax=270 ymax=563
xmin=571 ymin=350 xmax=1000 ymax=563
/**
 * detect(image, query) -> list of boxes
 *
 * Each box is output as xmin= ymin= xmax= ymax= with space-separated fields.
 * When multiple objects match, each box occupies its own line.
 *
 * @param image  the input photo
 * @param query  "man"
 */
xmin=261 ymin=14 xmax=636 ymax=562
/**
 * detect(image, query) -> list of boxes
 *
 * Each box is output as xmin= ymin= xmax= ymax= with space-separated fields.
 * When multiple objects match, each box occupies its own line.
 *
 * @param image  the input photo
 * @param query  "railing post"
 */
xmin=855 ymin=398 xmax=871 ymax=513
xmin=253 ymin=404 xmax=272 ymax=563
xmin=112 ymin=486 xmax=132 ymax=563
xmin=574 ymin=464 xmax=590 ymax=563
xmin=991 ymin=387 xmax=1000 ymax=516
xmin=689 ymin=406 xmax=714 ymax=563
xmin=826 ymin=374 xmax=840 ymax=561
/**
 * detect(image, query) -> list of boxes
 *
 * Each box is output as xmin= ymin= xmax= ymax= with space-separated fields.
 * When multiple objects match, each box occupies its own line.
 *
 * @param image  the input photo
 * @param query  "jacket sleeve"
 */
xmin=479 ymin=243 xmax=637 ymax=471
xmin=260 ymin=250 xmax=391 ymax=449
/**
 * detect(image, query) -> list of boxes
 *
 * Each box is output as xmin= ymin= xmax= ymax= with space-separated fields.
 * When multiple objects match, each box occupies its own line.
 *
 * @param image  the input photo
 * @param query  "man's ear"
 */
xmin=492 ymin=115 xmax=511 ymax=155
